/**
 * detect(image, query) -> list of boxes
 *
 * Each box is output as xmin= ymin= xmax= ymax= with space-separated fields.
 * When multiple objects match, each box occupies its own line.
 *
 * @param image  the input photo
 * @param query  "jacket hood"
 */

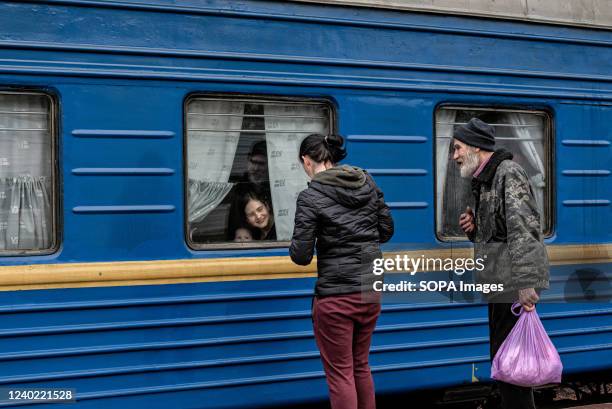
xmin=312 ymin=165 xmax=367 ymax=188
xmin=474 ymin=149 xmax=514 ymax=185
xmin=310 ymin=165 xmax=373 ymax=208
xmin=471 ymin=148 xmax=514 ymax=206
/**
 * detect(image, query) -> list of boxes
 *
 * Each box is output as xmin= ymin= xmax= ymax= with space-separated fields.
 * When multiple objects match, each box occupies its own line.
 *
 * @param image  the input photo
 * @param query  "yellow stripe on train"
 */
xmin=0 ymin=244 xmax=609 ymax=291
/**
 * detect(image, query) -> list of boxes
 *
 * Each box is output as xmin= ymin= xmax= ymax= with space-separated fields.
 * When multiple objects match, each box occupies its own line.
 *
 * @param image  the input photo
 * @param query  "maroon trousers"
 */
xmin=312 ymin=293 xmax=381 ymax=409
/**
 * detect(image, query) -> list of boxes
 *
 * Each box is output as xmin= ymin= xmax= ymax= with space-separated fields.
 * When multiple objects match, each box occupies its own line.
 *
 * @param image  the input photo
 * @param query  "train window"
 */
xmin=435 ymin=106 xmax=551 ymax=241
xmin=185 ymin=96 xmax=332 ymax=248
xmin=0 ymin=92 xmax=56 ymax=254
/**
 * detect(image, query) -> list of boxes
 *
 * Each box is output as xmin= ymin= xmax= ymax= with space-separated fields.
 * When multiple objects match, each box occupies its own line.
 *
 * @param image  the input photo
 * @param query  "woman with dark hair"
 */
xmin=227 ymin=141 xmax=271 ymax=240
xmin=290 ymin=133 xmax=394 ymax=409
xmin=240 ymin=191 xmax=276 ymax=240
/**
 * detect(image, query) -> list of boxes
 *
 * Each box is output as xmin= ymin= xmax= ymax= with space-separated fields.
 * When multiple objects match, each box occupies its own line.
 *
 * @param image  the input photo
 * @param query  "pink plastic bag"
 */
xmin=491 ymin=303 xmax=563 ymax=387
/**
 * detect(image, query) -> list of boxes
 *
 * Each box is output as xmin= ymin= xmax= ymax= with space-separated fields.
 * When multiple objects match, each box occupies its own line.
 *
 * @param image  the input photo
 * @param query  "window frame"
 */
xmin=434 ymin=104 xmax=555 ymax=242
xmin=183 ymin=93 xmax=336 ymax=251
xmin=0 ymin=90 xmax=59 ymax=256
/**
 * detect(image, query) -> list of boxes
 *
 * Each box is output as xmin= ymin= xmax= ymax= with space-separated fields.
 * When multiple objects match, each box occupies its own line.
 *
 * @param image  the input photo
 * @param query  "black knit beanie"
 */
xmin=453 ymin=118 xmax=495 ymax=151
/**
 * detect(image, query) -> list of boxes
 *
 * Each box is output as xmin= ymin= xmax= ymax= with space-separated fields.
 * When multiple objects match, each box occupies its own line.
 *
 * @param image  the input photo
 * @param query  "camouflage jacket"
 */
xmin=468 ymin=149 xmax=549 ymax=297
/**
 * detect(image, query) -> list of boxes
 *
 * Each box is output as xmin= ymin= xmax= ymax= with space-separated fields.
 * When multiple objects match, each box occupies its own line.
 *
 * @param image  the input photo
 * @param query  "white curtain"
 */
xmin=0 ymin=94 xmax=53 ymax=250
xmin=505 ymin=113 xmax=546 ymax=211
xmin=264 ymin=104 xmax=329 ymax=240
xmin=187 ymin=100 xmax=244 ymax=223
xmin=435 ymin=109 xmax=457 ymax=232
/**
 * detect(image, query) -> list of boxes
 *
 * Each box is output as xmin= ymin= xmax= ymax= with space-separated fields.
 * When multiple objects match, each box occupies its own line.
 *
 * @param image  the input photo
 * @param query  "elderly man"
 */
xmin=452 ymin=118 xmax=550 ymax=409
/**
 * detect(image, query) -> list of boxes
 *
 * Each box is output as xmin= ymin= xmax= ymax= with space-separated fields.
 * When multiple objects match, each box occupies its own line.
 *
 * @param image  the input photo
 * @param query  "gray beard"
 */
xmin=459 ymin=151 xmax=480 ymax=178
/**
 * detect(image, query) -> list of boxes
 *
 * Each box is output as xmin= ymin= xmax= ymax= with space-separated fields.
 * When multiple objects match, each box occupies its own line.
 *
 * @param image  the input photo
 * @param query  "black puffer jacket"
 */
xmin=290 ymin=165 xmax=394 ymax=296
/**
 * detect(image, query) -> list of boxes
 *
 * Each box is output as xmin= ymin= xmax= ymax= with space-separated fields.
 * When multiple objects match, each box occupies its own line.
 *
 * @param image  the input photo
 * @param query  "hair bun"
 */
xmin=328 ymin=134 xmax=347 ymax=163
xmin=327 ymin=134 xmax=343 ymax=147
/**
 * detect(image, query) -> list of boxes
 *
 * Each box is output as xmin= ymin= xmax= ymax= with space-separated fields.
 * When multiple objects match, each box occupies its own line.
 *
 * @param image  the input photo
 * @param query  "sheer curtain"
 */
xmin=264 ymin=104 xmax=329 ymax=240
xmin=505 ymin=113 xmax=546 ymax=210
xmin=435 ymin=109 xmax=457 ymax=232
xmin=0 ymin=93 xmax=53 ymax=250
xmin=187 ymin=100 xmax=244 ymax=223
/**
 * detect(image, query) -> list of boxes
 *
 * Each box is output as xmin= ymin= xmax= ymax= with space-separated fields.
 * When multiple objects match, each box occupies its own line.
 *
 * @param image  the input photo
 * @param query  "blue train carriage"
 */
xmin=0 ymin=0 xmax=610 ymax=407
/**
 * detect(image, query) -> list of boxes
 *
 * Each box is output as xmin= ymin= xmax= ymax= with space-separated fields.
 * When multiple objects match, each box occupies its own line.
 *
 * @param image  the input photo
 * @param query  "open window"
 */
xmin=185 ymin=95 xmax=333 ymax=248
xmin=435 ymin=106 xmax=552 ymax=241
xmin=0 ymin=91 xmax=57 ymax=254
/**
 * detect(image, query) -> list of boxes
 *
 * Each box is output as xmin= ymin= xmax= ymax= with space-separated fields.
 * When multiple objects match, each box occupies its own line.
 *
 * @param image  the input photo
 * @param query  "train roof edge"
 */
xmin=289 ymin=0 xmax=612 ymax=30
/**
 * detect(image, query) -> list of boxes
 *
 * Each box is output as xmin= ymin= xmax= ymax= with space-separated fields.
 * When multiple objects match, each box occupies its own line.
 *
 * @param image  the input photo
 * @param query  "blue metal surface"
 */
xmin=0 ymin=0 xmax=610 ymax=408
xmin=0 ymin=280 xmax=610 ymax=408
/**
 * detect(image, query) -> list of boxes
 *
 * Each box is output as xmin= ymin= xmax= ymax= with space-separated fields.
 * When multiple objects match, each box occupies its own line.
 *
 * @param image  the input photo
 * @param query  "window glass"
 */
xmin=186 ymin=97 xmax=331 ymax=247
xmin=0 ymin=92 xmax=55 ymax=253
xmin=435 ymin=107 xmax=550 ymax=240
